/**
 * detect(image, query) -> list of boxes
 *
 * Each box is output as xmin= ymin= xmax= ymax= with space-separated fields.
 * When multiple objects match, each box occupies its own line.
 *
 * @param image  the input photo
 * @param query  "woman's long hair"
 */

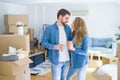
xmin=73 ymin=17 xmax=88 ymax=45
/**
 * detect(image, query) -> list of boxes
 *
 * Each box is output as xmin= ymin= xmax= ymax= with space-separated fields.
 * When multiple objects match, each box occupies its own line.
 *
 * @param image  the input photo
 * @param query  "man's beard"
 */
xmin=61 ymin=22 xmax=66 ymax=26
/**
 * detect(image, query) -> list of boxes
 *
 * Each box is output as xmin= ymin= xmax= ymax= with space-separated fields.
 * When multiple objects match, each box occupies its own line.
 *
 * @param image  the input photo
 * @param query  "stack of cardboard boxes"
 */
xmin=0 ymin=35 xmax=32 ymax=80
xmin=4 ymin=14 xmax=36 ymax=53
xmin=4 ymin=14 xmax=29 ymax=34
xmin=4 ymin=14 xmax=34 ymax=42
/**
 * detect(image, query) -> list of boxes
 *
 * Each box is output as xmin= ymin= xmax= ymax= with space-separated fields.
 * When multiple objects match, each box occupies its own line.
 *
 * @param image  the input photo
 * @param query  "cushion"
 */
xmin=92 ymin=38 xmax=112 ymax=47
xmin=8 ymin=46 xmax=17 ymax=55
xmin=105 ymin=41 xmax=112 ymax=48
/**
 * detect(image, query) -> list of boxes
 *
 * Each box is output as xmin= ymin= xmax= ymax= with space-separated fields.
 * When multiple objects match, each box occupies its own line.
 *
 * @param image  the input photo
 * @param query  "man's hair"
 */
xmin=57 ymin=8 xmax=70 ymax=19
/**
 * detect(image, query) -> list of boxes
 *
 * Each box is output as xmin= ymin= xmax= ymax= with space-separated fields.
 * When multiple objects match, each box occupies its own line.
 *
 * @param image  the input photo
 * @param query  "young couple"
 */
xmin=41 ymin=8 xmax=89 ymax=80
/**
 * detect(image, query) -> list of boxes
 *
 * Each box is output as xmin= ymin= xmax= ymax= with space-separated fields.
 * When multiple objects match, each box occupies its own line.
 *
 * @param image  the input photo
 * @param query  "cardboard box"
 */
xmin=88 ymin=60 xmax=102 ymax=67
xmin=92 ymin=67 xmax=112 ymax=80
xmin=102 ymin=57 xmax=118 ymax=65
xmin=4 ymin=14 xmax=29 ymax=25
xmin=3 ymin=32 xmax=15 ymax=35
xmin=117 ymin=43 xmax=120 ymax=61
xmin=27 ymin=28 xmax=34 ymax=41
xmin=118 ymin=62 xmax=120 ymax=80
xmin=0 ymin=35 xmax=30 ymax=54
xmin=5 ymin=25 xmax=28 ymax=34
xmin=0 ymin=69 xmax=30 ymax=80
xmin=5 ymin=25 xmax=17 ymax=34
xmin=92 ymin=64 xmax=117 ymax=80
xmin=0 ymin=34 xmax=31 ymax=79
xmin=0 ymin=57 xmax=32 ymax=76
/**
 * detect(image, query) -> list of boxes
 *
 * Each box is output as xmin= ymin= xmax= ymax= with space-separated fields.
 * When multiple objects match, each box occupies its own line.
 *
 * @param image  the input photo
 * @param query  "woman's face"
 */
xmin=71 ymin=23 xmax=74 ymax=31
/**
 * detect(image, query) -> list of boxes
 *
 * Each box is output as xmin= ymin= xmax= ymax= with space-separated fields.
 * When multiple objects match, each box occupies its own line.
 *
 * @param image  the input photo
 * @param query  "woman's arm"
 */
xmin=72 ymin=35 xmax=89 ymax=55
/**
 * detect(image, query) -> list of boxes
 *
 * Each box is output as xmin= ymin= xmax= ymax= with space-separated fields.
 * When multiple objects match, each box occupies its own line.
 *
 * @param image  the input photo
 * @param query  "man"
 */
xmin=41 ymin=8 xmax=72 ymax=80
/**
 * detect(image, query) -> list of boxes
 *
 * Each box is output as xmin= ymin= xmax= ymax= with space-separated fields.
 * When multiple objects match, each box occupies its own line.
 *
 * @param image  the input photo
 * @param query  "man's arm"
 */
xmin=41 ymin=27 xmax=55 ymax=50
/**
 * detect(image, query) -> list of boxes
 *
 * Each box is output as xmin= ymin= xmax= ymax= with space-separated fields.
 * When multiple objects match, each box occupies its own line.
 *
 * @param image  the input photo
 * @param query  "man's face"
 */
xmin=60 ymin=14 xmax=70 ymax=25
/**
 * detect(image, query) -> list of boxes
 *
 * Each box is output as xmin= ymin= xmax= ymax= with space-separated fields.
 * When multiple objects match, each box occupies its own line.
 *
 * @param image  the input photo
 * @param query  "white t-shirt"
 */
xmin=58 ymin=26 xmax=69 ymax=62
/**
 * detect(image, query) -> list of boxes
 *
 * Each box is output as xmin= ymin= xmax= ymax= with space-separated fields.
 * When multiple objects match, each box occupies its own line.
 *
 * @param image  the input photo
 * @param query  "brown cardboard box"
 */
xmin=3 ymin=32 xmax=15 ymax=35
xmin=92 ymin=64 xmax=117 ymax=80
xmin=102 ymin=57 xmax=118 ymax=65
xmin=0 ymin=34 xmax=31 ymax=79
xmin=0 ymin=57 xmax=32 ymax=76
xmin=92 ymin=67 xmax=112 ymax=80
xmin=0 ymin=35 xmax=30 ymax=54
xmin=27 ymin=28 xmax=34 ymax=41
xmin=4 ymin=14 xmax=29 ymax=25
xmin=89 ymin=60 xmax=102 ymax=67
xmin=5 ymin=25 xmax=28 ymax=34
xmin=0 ymin=69 xmax=30 ymax=80
xmin=5 ymin=25 xmax=17 ymax=34
xmin=24 ymin=27 xmax=28 ymax=35
xmin=117 ymin=43 xmax=120 ymax=61
xmin=118 ymin=62 xmax=120 ymax=80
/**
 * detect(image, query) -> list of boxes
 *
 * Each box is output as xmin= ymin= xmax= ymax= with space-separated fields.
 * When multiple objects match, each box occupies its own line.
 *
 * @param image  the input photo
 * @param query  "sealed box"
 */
xmin=5 ymin=25 xmax=17 ymax=34
xmin=4 ymin=14 xmax=29 ymax=25
xmin=0 ymin=69 xmax=30 ymax=80
xmin=5 ymin=25 xmax=28 ymax=35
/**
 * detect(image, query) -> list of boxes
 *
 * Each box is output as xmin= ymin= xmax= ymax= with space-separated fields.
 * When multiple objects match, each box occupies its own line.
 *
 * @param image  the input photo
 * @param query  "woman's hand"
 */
xmin=67 ymin=41 xmax=75 ymax=51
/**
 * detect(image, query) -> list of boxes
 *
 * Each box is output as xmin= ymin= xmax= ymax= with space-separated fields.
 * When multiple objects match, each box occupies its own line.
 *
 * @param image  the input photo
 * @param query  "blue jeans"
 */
xmin=51 ymin=61 xmax=70 ymax=80
xmin=67 ymin=65 xmax=88 ymax=80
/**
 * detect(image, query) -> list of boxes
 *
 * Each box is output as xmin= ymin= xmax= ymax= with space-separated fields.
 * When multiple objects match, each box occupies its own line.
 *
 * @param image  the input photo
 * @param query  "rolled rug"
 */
xmin=0 ymin=55 xmax=18 ymax=61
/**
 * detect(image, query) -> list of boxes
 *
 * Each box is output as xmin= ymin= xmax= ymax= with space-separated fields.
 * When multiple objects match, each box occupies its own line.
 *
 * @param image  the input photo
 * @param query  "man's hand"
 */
xmin=54 ymin=44 xmax=64 ymax=51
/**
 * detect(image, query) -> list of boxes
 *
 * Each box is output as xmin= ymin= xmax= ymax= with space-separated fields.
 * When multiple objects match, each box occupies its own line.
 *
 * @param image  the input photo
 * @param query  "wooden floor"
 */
xmin=31 ymin=65 xmax=95 ymax=80
xmin=31 ymin=71 xmax=95 ymax=80
xmin=31 ymin=60 xmax=99 ymax=80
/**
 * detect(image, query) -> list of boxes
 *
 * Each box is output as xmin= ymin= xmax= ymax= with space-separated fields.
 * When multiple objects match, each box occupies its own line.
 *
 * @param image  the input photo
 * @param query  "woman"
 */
xmin=67 ymin=17 xmax=89 ymax=80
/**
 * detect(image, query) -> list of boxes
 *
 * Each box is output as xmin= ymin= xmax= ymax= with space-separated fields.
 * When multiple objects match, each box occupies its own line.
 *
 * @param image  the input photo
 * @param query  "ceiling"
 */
xmin=0 ymin=0 xmax=120 ymax=5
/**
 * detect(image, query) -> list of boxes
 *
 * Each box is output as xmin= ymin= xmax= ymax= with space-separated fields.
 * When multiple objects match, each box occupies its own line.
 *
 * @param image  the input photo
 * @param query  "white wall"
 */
xmin=0 ymin=2 xmax=28 ymax=34
xmin=27 ymin=5 xmax=42 ymax=38
xmin=0 ymin=2 xmax=120 ymax=39
xmin=35 ymin=3 xmax=120 ymax=38
xmin=87 ymin=3 xmax=120 ymax=38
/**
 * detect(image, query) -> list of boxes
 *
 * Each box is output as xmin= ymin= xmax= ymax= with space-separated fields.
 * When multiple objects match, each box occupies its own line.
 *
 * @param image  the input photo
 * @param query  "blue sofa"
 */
xmin=89 ymin=37 xmax=117 ymax=56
